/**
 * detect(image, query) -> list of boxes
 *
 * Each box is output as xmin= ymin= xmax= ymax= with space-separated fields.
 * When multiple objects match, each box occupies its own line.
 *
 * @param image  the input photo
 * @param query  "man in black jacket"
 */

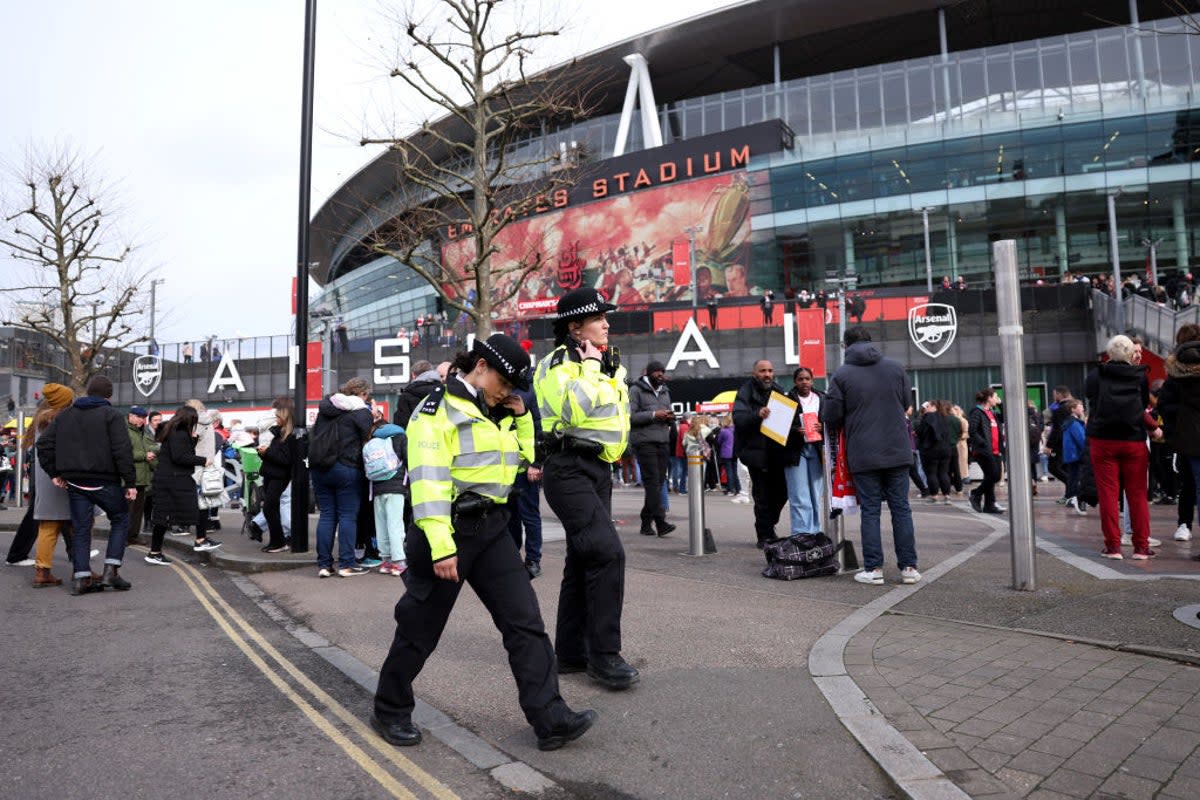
xmin=823 ymin=327 xmax=919 ymax=586
xmin=39 ymin=375 xmax=137 ymax=595
xmin=393 ymin=361 xmax=443 ymax=425
xmin=629 ymin=360 xmax=676 ymax=537
xmin=733 ymin=359 xmax=789 ymax=548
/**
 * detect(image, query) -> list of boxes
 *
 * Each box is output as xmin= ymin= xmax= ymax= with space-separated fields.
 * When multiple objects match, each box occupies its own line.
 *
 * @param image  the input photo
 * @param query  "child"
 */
xmin=1061 ymin=400 xmax=1088 ymax=514
xmin=365 ymin=421 xmax=408 ymax=575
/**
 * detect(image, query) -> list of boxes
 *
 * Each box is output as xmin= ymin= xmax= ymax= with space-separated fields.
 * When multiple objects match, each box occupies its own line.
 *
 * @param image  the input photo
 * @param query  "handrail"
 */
xmin=1093 ymin=288 xmax=1200 ymax=357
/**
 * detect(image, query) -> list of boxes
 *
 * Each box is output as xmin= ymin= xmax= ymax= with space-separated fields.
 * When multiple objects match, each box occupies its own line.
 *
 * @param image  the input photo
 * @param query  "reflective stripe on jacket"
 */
xmin=533 ymin=344 xmax=630 ymax=463
xmin=406 ymin=383 xmax=535 ymax=562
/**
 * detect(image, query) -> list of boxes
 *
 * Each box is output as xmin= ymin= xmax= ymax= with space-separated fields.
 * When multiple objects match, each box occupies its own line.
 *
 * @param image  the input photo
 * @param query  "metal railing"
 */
xmin=1093 ymin=288 xmax=1200 ymax=357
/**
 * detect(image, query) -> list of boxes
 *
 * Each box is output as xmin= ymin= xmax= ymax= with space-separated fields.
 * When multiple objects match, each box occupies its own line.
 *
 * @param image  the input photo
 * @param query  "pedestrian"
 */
xmin=760 ymin=290 xmax=775 ymax=325
xmin=257 ymin=396 xmax=296 ymax=554
xmin=1044 ymin=386 xmax=1075 ymax=499
xmin=716 ymin=415 xmax=740 ymax=496
xmin=1060 ymin=400 xmax=1088 ymax=514
xmin=707 ymin=294 xmax=719 ymax=330
xmin=506 ymin=384 xmax=544 ymax=578
xmin=309 ymin=377 xmax=374 ymax=578
xmin=533 ymin=287 xmax=638 ymax=691
xmin=950 ymin=404 xmax=969 ymax=492
xmin=1158 ymin=324 xmax=1200 ymax=543
xmin=823 ymin=327 xmax=921 ymax=586
xmin=372 ymin=333 xmax=597 ymax=752
xmin=199 ymin=341 xmax=210 ymax=363
xmin=182 ymin=342 xmax=193 ymax=364
xmin=392 ymin=360 xmax=444 ymax=425
xmin=1086 ymin=335 xmax=1155 ymax=559
xmin=144 ymin=406 xmax=210 ymax=566
xmin=364 ymin=417 xmax=408 ymax=575
xmin=671 ymin=415 xmax=690 ymax=495
xmin=184 ymin=399 xmax=224 ymax=553
xmin=29 ymin=384 xmax=77 ymax=588
xmin=733 ymin=359 xmax=790 ymax=548
xmin=967 ymin=388 xmax=1006 ymax=515
xmin=915 ymin=400 xmax=954 ymax=505
xmin=125 ymin=405 xmax=158 ymax=545
xmin=629 ymin=360 xmax=677 ymax=537
xmin=37 ymin=375 xmax=137 ymax=595
xmin=784 ymin=366 xmax=825 ymax=535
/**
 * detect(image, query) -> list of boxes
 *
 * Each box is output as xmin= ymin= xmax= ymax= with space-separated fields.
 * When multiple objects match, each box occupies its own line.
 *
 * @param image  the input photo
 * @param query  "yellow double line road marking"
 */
xmin=169 ymin=556 xmax=458 ymax=800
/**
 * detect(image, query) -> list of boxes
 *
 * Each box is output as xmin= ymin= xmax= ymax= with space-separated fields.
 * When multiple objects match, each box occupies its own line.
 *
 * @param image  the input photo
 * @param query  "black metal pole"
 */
xmin=290 ymin=0 xmax=317 ymax=553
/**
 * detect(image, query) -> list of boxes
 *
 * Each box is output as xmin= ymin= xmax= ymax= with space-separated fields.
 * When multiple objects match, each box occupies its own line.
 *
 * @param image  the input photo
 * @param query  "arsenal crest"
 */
xmin=133 ymin=354 xmax=162 ymax=397
xmin=908 ymin=303 xmax=957 ymax=359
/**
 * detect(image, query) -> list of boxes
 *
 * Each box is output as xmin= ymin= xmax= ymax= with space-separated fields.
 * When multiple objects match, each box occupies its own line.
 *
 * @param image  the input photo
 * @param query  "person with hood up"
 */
xmin=733 ymin=359 xmax=790 ymax=548
xmin=628 ymin=360 xmax=677 ymax=537
xmin=1085 ymin=335 xmax=1155 ymax=559
xmin=38 ymin=375 xmax=137 ymax=595
xmin=823 ymin=327 xmax=920 ymax=586
xmin=311 ymin=377 xmax=374 ymax=577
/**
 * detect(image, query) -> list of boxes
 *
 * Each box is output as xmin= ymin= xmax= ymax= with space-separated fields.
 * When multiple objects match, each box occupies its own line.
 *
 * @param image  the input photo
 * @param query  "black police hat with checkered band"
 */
xmin=554 ymin=287 xmax=617 ymax=322
xmin=471 ymin=334 xmax=532 ymax=391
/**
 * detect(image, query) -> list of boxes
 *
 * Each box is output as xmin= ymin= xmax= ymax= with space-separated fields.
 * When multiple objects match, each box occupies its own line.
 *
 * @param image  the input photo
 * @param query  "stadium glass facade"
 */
xmin=314 ymin=11 xmax=1200 ymax=340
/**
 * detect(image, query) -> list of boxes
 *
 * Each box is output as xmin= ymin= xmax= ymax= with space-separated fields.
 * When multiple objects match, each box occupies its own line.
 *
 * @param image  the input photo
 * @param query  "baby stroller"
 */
xmin=235 ymin=445 xmax=264 ymax=539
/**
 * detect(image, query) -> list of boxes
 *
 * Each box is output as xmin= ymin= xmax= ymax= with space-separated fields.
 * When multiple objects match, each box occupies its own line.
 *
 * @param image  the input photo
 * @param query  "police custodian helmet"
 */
xmin=472 ymin=333 xmax=532 ymax=390
xmin=554 ymin=287 xmax=617 ymax=321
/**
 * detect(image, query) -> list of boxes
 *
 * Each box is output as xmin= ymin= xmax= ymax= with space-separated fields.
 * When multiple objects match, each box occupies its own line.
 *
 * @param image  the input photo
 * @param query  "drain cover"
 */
xmin=1172 ymin=604 xmax=1200 ymax=631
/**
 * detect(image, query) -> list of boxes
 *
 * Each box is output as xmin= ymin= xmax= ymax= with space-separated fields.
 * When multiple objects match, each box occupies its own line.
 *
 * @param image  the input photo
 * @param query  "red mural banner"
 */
xmin=672 ymin=239 xmax=691 ymax=286
xmin=796 ymin=308 xmax=827 ymax=378
xmin=306 ymin=341 xmax=323 ymax=401
xmin=440 ymin=172 xmax=751 ymax=320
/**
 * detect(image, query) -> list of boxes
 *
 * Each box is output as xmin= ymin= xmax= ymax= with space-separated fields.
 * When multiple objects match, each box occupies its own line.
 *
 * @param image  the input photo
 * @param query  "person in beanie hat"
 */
xmin=5 ymin=384 xmax=74 ymax=576
xmin=373 ymin=332 xmax=597 ymax=752
xmin=629 ymin=359 xmax=676 ymax=537
xmin=38 ymin=375 xmax=137 ymax=595
xmin=532 ymin=288 xmax=639 ymax=691
xmin=125 ymin=405 xmax=158 ymax=544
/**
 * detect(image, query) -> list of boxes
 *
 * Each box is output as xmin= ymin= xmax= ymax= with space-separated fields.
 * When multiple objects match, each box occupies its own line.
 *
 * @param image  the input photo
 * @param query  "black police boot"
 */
xmin=536 ymin=709 xmax=597 ymax=751
xmin=371 ymin=715 xmax=422 ymax=747
xmin=639 ymin=522 xmax=656 ymax=536
xmin=100 ymin=565 xmax=132 ymax=591
xmin=656 ymin=521 xmax=677 ymax=537
xmin=71 ymin=576 xmax=104 ymax=596
xmin=587 ymin=654 xmax=640 ymax=690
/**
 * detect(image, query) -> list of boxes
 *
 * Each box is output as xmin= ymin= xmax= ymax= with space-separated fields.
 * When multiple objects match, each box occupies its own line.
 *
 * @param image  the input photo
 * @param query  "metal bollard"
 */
xmin=687 ymin=455 xmax=706 ymax=556
xmin=15 ymin=411 xmax=25 ymax=509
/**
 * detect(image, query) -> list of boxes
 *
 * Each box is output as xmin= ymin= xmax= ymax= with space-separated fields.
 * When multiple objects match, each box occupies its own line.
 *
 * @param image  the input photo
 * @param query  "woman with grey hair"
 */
xmin=1084 ymin=335 xmax=1155 ymax=559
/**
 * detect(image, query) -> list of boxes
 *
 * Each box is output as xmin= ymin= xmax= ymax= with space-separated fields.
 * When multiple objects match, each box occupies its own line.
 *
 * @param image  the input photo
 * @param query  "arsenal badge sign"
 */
xmin=133 ymin=354 xmax=162 ymax=397
xmin=908 ymin=303 xmax=957 ymax=359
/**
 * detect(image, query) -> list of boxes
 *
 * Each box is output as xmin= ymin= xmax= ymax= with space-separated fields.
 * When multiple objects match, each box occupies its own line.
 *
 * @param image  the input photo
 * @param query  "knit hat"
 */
xmin=43 ymin=383 xmax=73 ymax=410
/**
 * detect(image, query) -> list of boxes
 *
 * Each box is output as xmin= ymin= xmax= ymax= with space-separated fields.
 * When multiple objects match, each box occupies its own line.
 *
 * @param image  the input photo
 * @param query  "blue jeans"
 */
xmin=67 ymin=483 xmax=130 ymax=578
xmin=311 ymin=462 xmax=362 ymax=569
xmin=853 ymin=466 xmax=917 ymax=571
xmin=722 ymin=457 xmax=741 ymax=494
xmin=670 ymin=456 xmax=688 ymax=493
xmin=785 ymin=453 xmax=824 ymax=534
xmin=507 ymin=471 xmax=543 ymax=564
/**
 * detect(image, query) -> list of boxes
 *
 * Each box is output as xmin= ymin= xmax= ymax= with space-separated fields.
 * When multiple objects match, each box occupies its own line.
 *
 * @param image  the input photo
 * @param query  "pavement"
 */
xmin=4 ymin=477 xmax=1200 ymax=799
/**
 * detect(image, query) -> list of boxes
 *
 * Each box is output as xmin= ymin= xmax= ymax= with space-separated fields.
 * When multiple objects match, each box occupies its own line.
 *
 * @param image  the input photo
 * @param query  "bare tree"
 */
xmin=357 ymin=0 xmax=599 ymax=338
xmin=0 ymin=146 xmax=153 ymax=393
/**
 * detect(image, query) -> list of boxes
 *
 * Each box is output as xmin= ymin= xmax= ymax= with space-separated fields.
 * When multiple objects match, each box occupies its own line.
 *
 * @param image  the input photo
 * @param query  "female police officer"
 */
xmin=533 ymin=288 xmax=638 ymax=690
xmin=372 ymin=333 xmax=596 ymax=751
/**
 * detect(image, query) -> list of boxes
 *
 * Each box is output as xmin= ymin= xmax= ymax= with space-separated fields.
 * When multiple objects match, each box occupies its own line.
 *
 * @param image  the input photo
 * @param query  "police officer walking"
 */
xmin=534 ymin=288 xmax=638 ymax=690
xmin=372 ymin=334 xmax=596 ymax=752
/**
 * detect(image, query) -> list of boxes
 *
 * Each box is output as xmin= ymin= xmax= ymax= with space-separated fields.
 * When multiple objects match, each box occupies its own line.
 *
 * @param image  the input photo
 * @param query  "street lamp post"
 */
xmin=1107 ymin=190 xmax=1124 ymax=332
xmin=684 ymin=225 xmax=703 ymax=320
xmin=1142 ymin=237 xmax=1163 ymax=288
xmin=149 ymin=278 xmax=165 ymax=344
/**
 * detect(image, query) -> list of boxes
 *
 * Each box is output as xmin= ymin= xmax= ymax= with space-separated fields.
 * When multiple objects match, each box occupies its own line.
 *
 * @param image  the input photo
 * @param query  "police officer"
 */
xmin=534 ymin=288 xmax=638 ymax=690
xmin=372 ymin=334 xmax=596 ymax=752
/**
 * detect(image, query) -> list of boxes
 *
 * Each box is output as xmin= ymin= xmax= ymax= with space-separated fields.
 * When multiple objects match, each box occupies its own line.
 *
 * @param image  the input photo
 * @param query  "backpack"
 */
xmin=307 ymin=417 xmax=340 ymax=470
xmin=362 ymin=436 xmax=402 ymax=482
xmin=761 ymin=533 xmax=842 ymax=580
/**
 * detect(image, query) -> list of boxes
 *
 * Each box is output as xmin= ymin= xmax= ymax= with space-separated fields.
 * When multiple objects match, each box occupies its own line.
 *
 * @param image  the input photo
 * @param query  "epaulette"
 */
xmin=548 ymin=348 xmax=567 ymax=368
xmin=419 ymin=385 xmax=446 ymax=415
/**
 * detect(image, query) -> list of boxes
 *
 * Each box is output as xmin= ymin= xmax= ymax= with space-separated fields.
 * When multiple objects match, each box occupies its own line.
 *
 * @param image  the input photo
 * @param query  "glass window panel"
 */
xmin=833 ymin=79 xmax=857 ymax=133
xmin=957 ymin=57 xmax=986 ymax=110
xmin=882 ymin=69 xmax=908 ymax=126
xmin=1098 ymin=32 xmax=1129 ymax=85
xmin=1013 ymin=49 xmax=1040 ymax=92
xmin=858 ymin=74 xmax=882 ymax=130
xmin=1021 ymin=126 xmax=1063 ymax=178
xmin=703 ymin=102 xmax=721 ymax=136
xmin=986 ymin=48 xmax=1014 ymax=105
xmin=1040 ymin=44 xmax=1068 ymax=92
xmin=1157 ymin=28 xmax=1191 ymax=87
xmin=745 ymin=90 xmax=766 ymax=125
xmin=907 ymin=64 xmax=935 ymax=123
xmin=785 ymin=83 xmax=809 ymax=136
xmin=723 ymin=95 xmax=744 ymax=130
xmin=810 ymin=80 xmax=832 ymax=135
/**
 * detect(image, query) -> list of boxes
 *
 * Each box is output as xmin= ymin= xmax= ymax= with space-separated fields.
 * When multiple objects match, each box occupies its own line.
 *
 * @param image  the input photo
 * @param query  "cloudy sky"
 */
xmin=0 ymin=0 xmax=739 ymax=346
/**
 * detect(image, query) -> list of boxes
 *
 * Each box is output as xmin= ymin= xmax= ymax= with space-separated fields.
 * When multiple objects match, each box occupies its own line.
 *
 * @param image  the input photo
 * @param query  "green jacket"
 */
xmin=127 ymin=421 xmax=159 ymax=486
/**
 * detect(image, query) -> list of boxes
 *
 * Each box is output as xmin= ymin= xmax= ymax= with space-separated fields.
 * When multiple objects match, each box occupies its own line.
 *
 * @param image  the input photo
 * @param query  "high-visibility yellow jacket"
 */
xmin=533 ymin=344 xmax=630 ymax=464
xmin=407 ymin=379 xmax=535 ymax=562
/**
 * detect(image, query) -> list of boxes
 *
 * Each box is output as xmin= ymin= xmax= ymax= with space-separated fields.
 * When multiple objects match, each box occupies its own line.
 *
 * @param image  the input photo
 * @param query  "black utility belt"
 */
xmin=451 ymin=492 xmax=502 ymax=537
xmin=541 ymin=435 xmax=604 ymax=458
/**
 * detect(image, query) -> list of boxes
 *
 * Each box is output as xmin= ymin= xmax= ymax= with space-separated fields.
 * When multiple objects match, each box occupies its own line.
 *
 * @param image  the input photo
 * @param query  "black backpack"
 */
xmin=306 ymin=417 xmax=340 ymax=470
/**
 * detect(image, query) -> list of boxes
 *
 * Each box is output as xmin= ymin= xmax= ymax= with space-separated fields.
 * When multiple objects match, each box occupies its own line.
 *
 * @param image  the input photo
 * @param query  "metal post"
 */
xmin=1107 ymin=191 xmax=1123 ymax=332
xmin=922 ymin=207 xmax=934 ymax=293
xmin=290 ymin=0 xmax=318 ymax=554
xmin=938 ymin=7 xmax=953 ymax=123
xmin=685 ymin=226 xmax=702 ymax=321
xmin=1143 ymin=237 xmax=1161 ymax=288
xmin=15 ymin=411 xmax=25 ymax=509
xmin=837 ymin=288 xmax=847 ymax=366
xmin=149 ymin=279 xmax=159 ymax=342
xmin=994 ymin=240 xmax=1036 ymax=591
xmin=686 ymin=454 xmax=707 ymax=556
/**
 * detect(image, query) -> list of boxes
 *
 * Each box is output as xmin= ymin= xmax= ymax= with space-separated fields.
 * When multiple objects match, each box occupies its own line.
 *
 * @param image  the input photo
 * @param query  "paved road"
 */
xmin=0 ymin=535 xmax=524 ymax=800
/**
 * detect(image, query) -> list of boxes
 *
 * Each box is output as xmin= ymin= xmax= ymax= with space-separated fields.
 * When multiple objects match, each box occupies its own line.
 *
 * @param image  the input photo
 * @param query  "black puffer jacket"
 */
xmin=1084 ymin=361 xmax=1150 ymax=442
xmin=823 ymin=342 xmax=912 ymax=472
xmin=150 ymin=427 xmax=207 ymax=526
xmin=732 ymin=376 xmax=789 ymax=469
xmin=259 ymin=425 xmax=295 ymax=480
xmin=38 ymin=396 xmax=136 ymax=488
xmin=393 ymin=372 xmax=442 ymax=426
xmin=313 ymin=396 xmax=373 ymax=469
xmin=1161 ymin=341 xmax=1200 ymax=456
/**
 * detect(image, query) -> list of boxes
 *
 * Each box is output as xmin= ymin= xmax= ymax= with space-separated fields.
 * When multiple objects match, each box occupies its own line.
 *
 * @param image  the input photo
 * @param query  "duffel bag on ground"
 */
xmin=761 ymin=532 xmax=842 ymax=580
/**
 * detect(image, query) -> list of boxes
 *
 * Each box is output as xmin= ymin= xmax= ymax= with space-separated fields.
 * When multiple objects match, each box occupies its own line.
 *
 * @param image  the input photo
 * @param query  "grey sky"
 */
xmin=0 ymin=0 xmax=738 ymax=346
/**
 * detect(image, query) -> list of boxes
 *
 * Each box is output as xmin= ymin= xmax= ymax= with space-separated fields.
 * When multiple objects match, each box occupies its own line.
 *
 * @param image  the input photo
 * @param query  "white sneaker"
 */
xmin=901 ymin=566 xmax=922 ymax=584
xmin=1175 ymin=524 xmax=1192 ymax=542
xmin=1120 ymin=533 xmax=1162 ymax=547
xmin=854 ymin=569 xmax=884 ymax=585
xmin=1068 ymin=497 xmax=1086 ymax=516
xmin=6 ymin=558 xmax=35 ymax=567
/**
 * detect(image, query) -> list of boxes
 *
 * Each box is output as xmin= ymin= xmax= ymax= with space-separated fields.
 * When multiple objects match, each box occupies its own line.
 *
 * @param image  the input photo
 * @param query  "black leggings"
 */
xmin=921 ymin=452 xmax=953 ymax=496
xmin=261 ymin=477 xmax=288 ymax=548
xmin=149 ymin=506 xmax=209 ymax=553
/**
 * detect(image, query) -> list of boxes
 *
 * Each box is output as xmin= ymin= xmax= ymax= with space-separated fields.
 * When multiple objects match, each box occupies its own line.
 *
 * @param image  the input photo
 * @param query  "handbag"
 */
xmin=199 ymin=464 xmax=225 ymax=497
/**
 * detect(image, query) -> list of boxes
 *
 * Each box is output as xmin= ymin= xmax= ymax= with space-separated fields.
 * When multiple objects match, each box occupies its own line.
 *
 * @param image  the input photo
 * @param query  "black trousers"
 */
xmin=1179 ymin=454 xmax=1196 ymax=527
xmin=1048 ymin=451 xmax=1069 ymax=492
xmin=972 ymin=454 xmax=1003 ymax=507
xmin=748 ymin=464 xmax=788 ymax=543
xmin=542 ymin=451 xmax=625 ymax=662
xmin=634 ymin=442 xmax=669 ymax=529
xmin=374 ymin=507 xmax=568 ymax=736
xmin=921 ymin=452 xmax=952 ymax=496
xmin=5 ymin=482 xmax=37 ymax=564
xmin=262 ymin=477 xmax=289 ymax=548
